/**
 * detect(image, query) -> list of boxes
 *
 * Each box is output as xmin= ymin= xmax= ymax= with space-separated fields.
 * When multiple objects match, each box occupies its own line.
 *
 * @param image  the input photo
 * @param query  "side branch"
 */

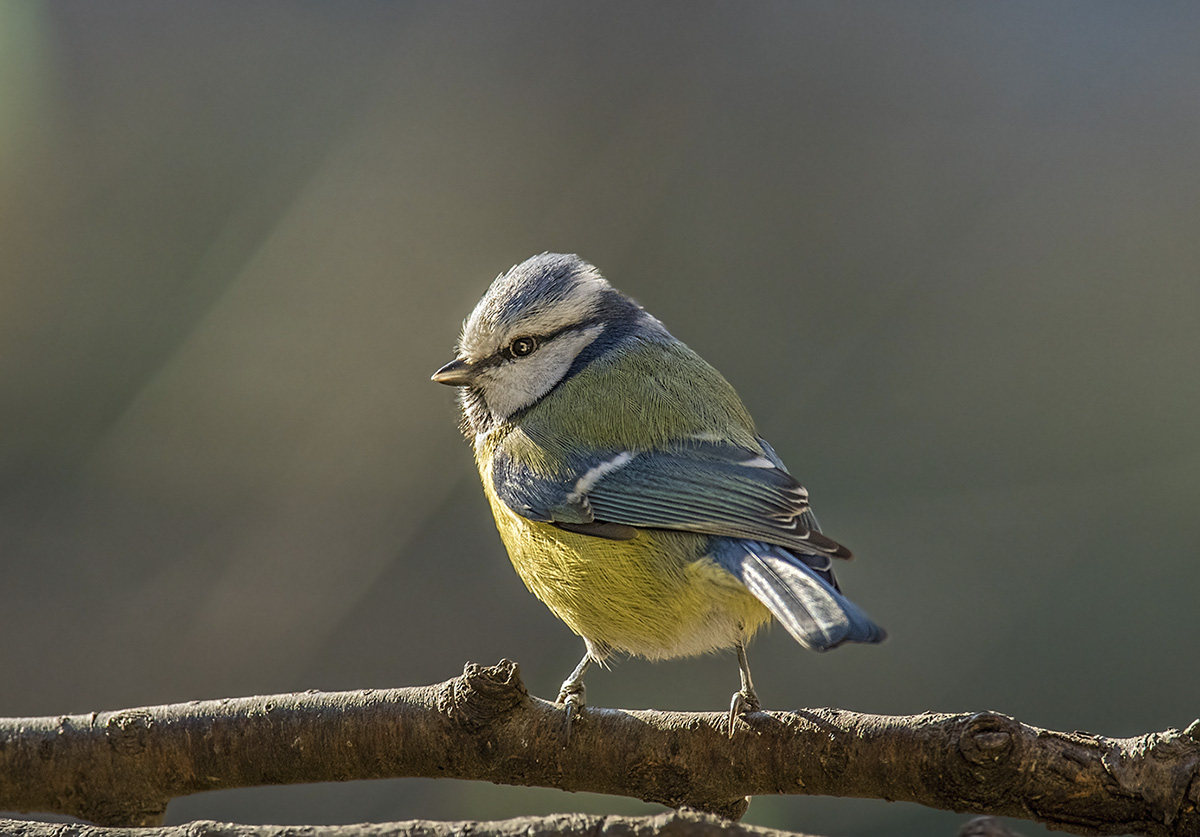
xmin=1 ymin=660 xmax=1197 ymax=836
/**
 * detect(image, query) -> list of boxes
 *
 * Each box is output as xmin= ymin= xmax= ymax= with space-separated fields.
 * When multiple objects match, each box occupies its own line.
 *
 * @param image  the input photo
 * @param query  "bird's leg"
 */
xmin=556 ymin=651 xmax=593 ymax=744
xmin=728 ymin=639 xmax=761 ymax=737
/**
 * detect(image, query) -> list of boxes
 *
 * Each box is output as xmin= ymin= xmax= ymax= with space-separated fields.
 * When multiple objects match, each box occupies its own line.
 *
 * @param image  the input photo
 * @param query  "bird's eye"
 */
xmin=509 ymin=336 xmax=538 ymax=357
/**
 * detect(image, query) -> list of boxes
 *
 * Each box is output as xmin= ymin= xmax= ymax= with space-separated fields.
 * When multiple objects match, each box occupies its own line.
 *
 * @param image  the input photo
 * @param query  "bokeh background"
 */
xmin=3 ymin=4 xmax=1199 ymax=836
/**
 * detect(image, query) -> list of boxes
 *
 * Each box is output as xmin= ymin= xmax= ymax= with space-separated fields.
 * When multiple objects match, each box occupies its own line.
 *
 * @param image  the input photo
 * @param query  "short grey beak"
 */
xmin=431 ymin=357 xmax=475 ymax=386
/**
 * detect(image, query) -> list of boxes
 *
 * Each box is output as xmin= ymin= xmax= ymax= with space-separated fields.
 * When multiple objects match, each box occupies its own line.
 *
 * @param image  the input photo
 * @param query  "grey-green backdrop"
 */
xmin=2 ymin=4 xmax=1198 ymax=836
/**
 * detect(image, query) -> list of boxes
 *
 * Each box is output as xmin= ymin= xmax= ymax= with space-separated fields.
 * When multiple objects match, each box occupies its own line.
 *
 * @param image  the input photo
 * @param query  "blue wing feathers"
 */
xmin=491 ymin=447 xmax=585 ymax=522
xmin=495 ymin=434 xmax=855 ymax=555
xmin=713 ymin=539 xmax=885 ymax=650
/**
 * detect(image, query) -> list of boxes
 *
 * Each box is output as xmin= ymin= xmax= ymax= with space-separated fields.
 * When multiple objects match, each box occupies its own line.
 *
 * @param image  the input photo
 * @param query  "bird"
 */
xmin=432 ymin=253 xmax=884 ymax=737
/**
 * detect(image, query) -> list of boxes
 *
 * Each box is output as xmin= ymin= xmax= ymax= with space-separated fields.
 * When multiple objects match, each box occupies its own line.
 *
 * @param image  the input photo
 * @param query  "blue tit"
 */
xmin=433 ymin=253 xmax=884 ymax=735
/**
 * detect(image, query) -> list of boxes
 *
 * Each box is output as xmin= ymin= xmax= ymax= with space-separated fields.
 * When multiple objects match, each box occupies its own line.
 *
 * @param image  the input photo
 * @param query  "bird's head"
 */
xmin=432 ymin=253 xmax=665 ymax=435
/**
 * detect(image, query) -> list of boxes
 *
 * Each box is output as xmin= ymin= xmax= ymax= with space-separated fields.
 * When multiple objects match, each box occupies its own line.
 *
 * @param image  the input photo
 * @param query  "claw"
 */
xmin=560 ymin=683 xmax=586 ymax=745
xmin=556 ymin=652 xmax=593 ymax=747
xmin=728 ymin=687 xmax=761 ymax=737
xmin=555 ymin=678 xmax=584 ymax=706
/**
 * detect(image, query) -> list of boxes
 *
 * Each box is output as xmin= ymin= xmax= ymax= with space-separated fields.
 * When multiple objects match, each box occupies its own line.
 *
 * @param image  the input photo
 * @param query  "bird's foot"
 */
xmin=556 ymin=681 xmax=586 ymax=745
xmin=727 ymin=687 xmax=760 ymax=738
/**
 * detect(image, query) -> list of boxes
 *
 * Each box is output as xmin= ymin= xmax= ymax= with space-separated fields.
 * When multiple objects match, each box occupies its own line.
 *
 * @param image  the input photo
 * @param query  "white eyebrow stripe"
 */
xmin=568 ymin=451 xmax=636 ymax=503
xmin=514 ymin=303 xmax=597 ymax=340
xmin=459 ymin=270 xmax=609 ymax=361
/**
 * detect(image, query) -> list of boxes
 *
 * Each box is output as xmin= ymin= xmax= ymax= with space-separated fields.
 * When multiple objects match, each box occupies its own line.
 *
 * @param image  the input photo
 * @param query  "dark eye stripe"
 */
xmin=497 ymin=320 xmax=599 ymax=362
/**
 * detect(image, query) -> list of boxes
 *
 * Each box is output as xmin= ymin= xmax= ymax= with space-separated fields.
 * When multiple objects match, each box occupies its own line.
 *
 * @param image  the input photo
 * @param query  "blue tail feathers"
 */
xmin=713 ymin=538 xmax=886 ymax=650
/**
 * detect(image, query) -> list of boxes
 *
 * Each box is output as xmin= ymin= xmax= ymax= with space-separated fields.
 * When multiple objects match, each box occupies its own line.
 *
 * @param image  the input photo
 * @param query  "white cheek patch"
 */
xmin=481 ymin=324 xmax=605 ymax=419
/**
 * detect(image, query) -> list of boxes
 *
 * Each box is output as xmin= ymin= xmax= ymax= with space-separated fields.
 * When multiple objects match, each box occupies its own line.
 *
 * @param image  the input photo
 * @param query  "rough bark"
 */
xmin=1 ymin=661 xmax=1197 ymax=835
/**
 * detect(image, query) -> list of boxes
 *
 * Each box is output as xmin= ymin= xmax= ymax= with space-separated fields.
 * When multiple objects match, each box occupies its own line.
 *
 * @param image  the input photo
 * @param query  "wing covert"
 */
xmin=583 ymin=442 xmax=850 ymax=558
xmin=492 ymin=436 xmax=850 ymax=559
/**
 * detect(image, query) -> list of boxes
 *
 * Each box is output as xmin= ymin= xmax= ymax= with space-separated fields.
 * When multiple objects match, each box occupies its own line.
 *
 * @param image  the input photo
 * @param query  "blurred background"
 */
xmin=3 ymin=3 xmax=1198 ymax=836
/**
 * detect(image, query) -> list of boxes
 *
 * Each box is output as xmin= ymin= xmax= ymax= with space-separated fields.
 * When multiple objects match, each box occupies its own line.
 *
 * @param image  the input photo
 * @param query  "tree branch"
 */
xmin=1 ymin=660 xmax=1197 ymax=835
xmin=0 ymin=810 xmax=829 ymax=837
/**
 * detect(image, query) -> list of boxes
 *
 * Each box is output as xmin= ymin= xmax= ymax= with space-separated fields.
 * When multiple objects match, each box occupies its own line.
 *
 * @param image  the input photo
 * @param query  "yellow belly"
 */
xmin=484 ymin=488 xmax=770 ymax=660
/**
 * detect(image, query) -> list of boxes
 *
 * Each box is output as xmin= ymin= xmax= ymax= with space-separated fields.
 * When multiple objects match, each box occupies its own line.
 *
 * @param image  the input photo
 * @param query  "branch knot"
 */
xmin=104 ymin=710 xmax=155 ymax=755
xmin=437 ymin=660 xmax=528 ymax=731
xmin=959 ymin=713 xmax=1017 ymax=767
